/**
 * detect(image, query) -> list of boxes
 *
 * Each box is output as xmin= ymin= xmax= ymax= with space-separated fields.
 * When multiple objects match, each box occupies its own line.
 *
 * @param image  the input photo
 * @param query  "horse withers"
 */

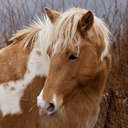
xmin=37 ymin=8 xmax=111 ymax=128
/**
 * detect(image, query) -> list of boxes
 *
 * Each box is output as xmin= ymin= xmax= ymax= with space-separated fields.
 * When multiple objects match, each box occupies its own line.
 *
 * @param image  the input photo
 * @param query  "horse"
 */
xmin=0 ymin=18 xmax=52 ymax=128
xmin=37 ymin=8 xmax=111 ymax=128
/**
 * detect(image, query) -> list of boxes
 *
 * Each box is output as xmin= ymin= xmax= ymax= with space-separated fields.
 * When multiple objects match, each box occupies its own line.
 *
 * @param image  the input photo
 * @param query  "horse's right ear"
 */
xmin=44 ymin=7 xmax=60 ymax=23
xmin=78 ymin=11 xmax=94 ymax=33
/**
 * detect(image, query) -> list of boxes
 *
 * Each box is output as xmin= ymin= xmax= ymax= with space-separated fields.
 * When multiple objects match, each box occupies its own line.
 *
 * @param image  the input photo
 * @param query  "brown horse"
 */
xmin=37 ymin=8 xmax=111 ymax=128
xmin=0 ymin=19 xmax=52 ymax=128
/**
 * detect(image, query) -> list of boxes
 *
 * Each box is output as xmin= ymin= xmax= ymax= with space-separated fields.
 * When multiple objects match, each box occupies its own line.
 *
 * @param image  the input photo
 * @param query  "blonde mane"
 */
xmin=9 ymin=8 xmax=110 ymax=59
xmin=51 ymin=8 xmax=110 ymax=59
xmin=9 ymin=16 xmax=52 ymax=53
xmin=9 ymin=25 xmax=40 ymax=50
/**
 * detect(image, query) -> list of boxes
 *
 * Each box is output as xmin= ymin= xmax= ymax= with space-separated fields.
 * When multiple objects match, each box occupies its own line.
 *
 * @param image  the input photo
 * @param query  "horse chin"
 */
xmin=38 ymin=108 xmax=56 ymax=117
xmin=41 ymin=106 xmax=64 ymax=117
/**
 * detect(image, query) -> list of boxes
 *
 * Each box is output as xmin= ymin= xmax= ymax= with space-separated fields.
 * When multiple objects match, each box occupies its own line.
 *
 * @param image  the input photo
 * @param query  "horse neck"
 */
xmin=81 ymin=58 xmax=110 ymax=103
xmin=83 ymin=69 xmax=108 ymax=103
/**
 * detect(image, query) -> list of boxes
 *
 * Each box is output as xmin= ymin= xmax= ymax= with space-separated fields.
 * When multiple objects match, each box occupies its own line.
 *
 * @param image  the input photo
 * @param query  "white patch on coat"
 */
xmin=0 ymin=17 xmax=52 ymax=117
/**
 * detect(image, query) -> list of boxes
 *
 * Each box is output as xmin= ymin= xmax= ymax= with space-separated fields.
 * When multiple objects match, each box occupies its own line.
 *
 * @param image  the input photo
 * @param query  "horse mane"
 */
xmin=93 ymin=16 xmax=110 ymax=60
xmin=9 ymin=25 xmax=40 ymax=49
xmin=51 ymin=8 xmax=110 ymax=60
xmin=9 ymin=16 xmax=51 ymax=50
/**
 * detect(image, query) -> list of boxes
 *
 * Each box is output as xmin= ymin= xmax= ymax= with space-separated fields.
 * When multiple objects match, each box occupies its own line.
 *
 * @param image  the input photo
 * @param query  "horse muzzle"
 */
xmin=37 ymin=95 xmax=56 ymax=116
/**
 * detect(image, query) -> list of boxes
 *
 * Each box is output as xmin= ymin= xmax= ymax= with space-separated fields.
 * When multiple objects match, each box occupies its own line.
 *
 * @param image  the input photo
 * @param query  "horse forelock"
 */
xmin=50 ymin=8 xmax=110 ymax=60
xmin=51 ymin=8 xmax=83 ymax=55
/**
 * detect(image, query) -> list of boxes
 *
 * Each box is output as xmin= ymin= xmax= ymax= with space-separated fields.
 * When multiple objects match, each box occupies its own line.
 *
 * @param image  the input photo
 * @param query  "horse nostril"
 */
xmin=47 ymin=103 xmax=55 ymax=112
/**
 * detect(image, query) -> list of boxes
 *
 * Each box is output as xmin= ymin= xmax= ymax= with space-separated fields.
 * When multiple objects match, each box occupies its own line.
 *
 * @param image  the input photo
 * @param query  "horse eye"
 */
xmin=69 ymin=54 xmax=78 ymax=60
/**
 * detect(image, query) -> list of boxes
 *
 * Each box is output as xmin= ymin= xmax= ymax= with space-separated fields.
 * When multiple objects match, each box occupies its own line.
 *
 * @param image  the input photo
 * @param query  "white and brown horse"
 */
xmin=37 ymin=8 xmax=111 ymax=128
xmin=0 ymin=18 xmax=52 ymax=128
xmin=0 ymin=7 xmax=111 ymax=128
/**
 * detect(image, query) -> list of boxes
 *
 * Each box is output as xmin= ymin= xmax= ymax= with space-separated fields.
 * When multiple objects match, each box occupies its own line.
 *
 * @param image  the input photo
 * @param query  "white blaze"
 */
xmin=37 ymin=89 xmax=47 ymax=109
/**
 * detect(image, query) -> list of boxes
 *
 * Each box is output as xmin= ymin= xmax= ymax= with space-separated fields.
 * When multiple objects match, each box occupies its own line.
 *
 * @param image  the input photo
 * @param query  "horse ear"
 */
xmin=78 ymin=11 xmax=94 ymax=32
xmin=44 ymin=7 xmax=60 ymax=23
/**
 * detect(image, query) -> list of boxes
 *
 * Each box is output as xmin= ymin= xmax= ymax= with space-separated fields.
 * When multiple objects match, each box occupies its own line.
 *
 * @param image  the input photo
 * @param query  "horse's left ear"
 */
xmin=78 ymin=11 xmax=94 ymax=32
xmin=44 ymin=7 xmax=60 ymax=23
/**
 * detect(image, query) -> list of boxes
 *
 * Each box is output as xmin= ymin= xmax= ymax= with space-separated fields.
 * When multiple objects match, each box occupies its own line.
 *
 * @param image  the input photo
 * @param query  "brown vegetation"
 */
xmin=95 ymin=1 xmax=128 ymax=128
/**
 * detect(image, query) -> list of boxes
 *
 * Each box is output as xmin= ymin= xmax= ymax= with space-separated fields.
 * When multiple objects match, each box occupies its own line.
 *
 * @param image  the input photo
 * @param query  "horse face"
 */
xmin=37 ymin=40 xmax=99 ymax=116
xmin=37 ymin=47 xmax=79 ymax=115
xmin=37 ymin=8 xmax=109 ymax=116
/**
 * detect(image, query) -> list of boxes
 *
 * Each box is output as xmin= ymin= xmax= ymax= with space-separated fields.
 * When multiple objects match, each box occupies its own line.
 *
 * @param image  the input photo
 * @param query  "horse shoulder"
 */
xmin=0 ymin=43 xmax=30 ymax=83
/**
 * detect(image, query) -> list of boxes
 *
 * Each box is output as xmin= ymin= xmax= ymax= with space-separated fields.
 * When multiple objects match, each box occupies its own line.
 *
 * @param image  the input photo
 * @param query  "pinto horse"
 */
xmin=37 ymin=8 xmax=111 ymax=128
xmin=0 ymin=19 xmax=52 ymax=128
